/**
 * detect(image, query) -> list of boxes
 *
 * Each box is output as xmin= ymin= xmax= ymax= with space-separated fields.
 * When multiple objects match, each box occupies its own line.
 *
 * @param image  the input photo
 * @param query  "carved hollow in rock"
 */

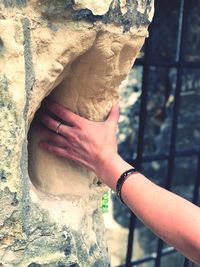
xmin=28 ymin=28 xmax=147 ymax=199
xmin=0 ymin=1 xmax=154 ymax=265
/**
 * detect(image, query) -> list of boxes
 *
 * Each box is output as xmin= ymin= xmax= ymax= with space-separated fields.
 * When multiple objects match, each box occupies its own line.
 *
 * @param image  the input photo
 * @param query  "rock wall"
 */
xmin=0 ymin=1 xmax=154 ymax=266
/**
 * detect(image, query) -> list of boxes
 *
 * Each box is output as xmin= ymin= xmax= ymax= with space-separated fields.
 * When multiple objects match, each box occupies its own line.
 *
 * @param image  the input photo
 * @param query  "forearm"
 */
xmin=38 ymin=101 xmax=200 ymax=263
xmin=98 ymin=154 xmax=200 ymax=264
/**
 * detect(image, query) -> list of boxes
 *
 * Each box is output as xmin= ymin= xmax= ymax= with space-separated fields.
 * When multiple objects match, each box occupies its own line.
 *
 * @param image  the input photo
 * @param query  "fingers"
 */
xmin=35 ymin=118 xmax=81 ymax=151
xmin=33 ymin=123 xmax=70 ymax=147
xmin=46 ymin=100 xmax=83 ymax=127
xmin=39 ymin=142 xmax=94 ymax=171
xmin=39 ymin=113 xmax=72 ymax=137
xmin=39 ymin=141 xmax=75 ymax=159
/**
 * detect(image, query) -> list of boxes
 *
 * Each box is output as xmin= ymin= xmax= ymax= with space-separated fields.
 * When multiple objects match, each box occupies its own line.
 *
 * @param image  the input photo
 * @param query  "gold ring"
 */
xmin=56 ymin=122 xmax=62 ymax=134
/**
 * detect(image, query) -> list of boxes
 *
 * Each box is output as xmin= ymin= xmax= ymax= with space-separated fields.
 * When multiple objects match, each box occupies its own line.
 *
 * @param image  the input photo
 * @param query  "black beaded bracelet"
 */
xmin=116 ymin=168 xmax=138 ymax=204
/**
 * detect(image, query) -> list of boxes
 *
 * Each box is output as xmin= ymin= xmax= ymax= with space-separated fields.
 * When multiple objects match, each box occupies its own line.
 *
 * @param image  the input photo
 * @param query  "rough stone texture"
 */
xmin=0 ymin=1 xmax=154 ymax=266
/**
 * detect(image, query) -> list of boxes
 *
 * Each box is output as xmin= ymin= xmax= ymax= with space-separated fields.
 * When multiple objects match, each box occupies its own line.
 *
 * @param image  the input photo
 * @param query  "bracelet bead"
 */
xmin=116 ymin=168 xmax=138 ymax=204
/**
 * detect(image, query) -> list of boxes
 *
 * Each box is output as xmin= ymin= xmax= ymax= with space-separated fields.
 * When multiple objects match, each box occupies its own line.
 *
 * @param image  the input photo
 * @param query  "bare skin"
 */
xmin=37 ymin=99 xmax=200 ymax=264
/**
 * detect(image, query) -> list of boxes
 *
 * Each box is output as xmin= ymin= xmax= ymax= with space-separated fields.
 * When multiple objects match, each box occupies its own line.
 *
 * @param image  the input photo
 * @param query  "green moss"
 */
xmin=100 ymin=191 xmax=110 ymax=213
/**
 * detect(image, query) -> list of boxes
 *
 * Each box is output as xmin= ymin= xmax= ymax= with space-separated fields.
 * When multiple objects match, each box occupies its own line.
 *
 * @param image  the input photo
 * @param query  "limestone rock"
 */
xmin=0 ymin=1 xmax=154 ymax=266
xmin=72 ymin=0 xmax=113 ymax=15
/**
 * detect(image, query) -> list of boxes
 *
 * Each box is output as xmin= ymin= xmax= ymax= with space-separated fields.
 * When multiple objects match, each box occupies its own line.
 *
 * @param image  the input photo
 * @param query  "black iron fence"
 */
xmin=117 ymin=0 xmax=200 ymax=266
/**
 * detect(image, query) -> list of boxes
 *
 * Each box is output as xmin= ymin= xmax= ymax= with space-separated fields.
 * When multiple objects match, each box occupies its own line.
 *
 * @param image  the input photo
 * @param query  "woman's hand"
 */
xmin=37 ymin=99 xmax=120 ymax=179
xmin=35 ymin=100 xmax=200 ymax=264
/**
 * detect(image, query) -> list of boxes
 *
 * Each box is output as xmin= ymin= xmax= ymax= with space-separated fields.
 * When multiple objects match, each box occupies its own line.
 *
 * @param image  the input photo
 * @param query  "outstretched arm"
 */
xmin=38 ymin=100 xmax=200 ymax=264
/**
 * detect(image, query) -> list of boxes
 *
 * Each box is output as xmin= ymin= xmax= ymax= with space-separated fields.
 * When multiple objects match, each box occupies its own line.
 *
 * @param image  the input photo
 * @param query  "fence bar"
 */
xmin=125 ymin=148 xmax=200 ymax=165
xmin=135 ymin=59 xmax=200 ymax=69
xmin=155 ymin=0 xmax=187 ymax=266
xmin=119 ymin=0 xmax=199 ymax=266
xmin=131 ymin=247 xmax=176 ymax=266
xmin=125 ymin=215 xmax=137 ymax=267
xmin=192 ymin=154 xmax=200 ymax=205
xmin=125 ymin=24 xmax=152 ymax=266
xmin=183 ymin=258 xmax=189 ymax=267
xmin=117 ymin=247 xmax=176 ymax=267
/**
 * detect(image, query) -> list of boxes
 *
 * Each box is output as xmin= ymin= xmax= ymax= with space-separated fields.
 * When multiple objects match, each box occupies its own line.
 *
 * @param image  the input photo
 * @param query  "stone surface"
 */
xmin=72 ymin=0 xmax=113 ymax=15
xmin=0 ymin=0 xmax=154 ymax=266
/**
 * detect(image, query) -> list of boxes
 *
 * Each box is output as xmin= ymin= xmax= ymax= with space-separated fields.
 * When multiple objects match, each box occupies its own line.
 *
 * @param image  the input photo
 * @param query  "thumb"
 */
xmin=106 ymin=103 xmax=120 ymax=124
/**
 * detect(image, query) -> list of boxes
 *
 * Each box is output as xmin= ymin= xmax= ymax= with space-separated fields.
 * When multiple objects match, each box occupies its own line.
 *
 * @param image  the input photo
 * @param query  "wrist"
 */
xmin=95 ymin=152 xmax=134 ymax=191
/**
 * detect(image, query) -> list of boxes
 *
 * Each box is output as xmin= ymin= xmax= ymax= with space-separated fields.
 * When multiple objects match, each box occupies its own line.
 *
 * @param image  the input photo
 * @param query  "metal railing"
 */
xmin=117 ymin=0 xmax=200 ymax=266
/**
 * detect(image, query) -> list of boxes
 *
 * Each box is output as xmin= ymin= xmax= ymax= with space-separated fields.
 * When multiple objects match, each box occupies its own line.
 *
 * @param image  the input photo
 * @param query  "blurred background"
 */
xmin=103 ymin=0 xmax=200 ymax=266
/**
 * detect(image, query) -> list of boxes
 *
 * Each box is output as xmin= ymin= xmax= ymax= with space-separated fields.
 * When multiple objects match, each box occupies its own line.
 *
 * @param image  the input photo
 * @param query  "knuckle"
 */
xmin=76 ymin=120 xmax=82 ymax=130
xmin=60 ymin=110 xmax=67 ymax=119
xmin=69 ymin=131 xmax=78 ymax=143
xmin=59 ymin=107 xmax=71 ymax=120
xmin=70 ymin=133 xmax=79 ymax=143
